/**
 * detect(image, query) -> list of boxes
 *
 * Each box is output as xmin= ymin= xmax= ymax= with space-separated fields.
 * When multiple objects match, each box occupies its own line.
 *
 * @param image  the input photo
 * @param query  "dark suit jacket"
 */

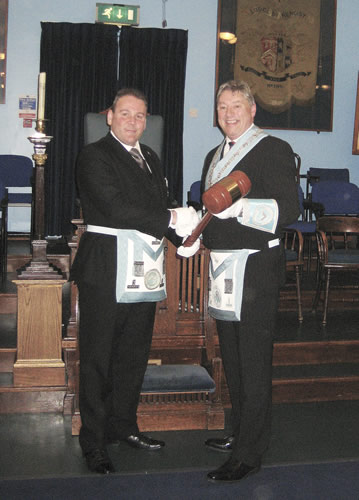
xmin=201 ymin=135 xmax=300 ymax=251
xmin=71 ymin=132 xmax=175 ymax=289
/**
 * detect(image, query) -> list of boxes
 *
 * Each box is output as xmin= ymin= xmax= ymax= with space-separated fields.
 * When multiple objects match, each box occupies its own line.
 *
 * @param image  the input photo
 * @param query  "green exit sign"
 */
xmin=96 ymin=3 xmax=140 ymax=26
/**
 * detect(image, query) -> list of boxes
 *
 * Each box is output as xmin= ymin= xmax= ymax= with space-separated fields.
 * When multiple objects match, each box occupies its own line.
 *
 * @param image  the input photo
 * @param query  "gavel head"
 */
xmin=202 ymin=170 xmax=251 ymax=214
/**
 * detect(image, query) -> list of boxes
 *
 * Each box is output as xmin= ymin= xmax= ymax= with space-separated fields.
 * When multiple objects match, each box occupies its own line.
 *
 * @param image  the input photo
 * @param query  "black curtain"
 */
xmin=39 ymin=23 xmax=118 ymax=236
xmin=39 ymin=24 xmax=188 ymax=235
xmin=118 ymin=27 xmax=188 ymax=206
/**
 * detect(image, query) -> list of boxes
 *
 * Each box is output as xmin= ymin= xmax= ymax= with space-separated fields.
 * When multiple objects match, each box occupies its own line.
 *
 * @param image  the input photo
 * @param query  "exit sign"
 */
xmin=96 ymin=3 xmax=140 ymax=26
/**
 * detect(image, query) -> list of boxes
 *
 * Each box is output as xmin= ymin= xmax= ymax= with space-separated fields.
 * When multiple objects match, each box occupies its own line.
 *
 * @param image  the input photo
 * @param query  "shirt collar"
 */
xmin=110 ymin=131 xmax=141 ymax=154
xmin=226 ymin=123 xmax=255 ymax=145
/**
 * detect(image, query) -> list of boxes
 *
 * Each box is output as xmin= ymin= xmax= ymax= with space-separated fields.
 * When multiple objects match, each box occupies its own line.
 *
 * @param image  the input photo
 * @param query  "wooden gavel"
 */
xmin=183 ymin=170 xmax=251 ymax=247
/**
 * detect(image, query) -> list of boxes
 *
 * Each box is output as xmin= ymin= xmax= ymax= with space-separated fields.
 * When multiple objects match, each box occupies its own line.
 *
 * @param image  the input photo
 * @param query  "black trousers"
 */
xmin=215 ymin=244 xmax=283 ymax=467
xmin=77 ymin=281 xmax=156 ymax=453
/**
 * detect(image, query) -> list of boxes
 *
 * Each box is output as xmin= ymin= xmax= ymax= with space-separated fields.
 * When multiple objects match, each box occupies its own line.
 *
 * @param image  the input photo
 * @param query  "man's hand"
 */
xmin=213 ymin=198 xmax=245 ymax=219
xmin=177 ymin=237 xmax=200 ymax=258
xmin=169 ymin=207 xmax=200 ymax=237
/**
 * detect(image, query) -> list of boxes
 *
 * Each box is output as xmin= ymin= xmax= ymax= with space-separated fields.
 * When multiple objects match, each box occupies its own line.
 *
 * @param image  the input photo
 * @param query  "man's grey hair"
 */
xmin=216 ymin=80 xmax=255 ymax=106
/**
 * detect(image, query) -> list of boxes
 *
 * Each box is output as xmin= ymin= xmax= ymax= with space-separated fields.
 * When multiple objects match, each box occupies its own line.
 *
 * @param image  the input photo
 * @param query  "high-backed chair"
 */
xmin=304 ymin=167 xmax=350 ymax=197
xmin=187 ymin=180 xmax=201 ymax=211
xmin=0 ymin=155 xmax=33 ymax=287
xmin=303 ymin=168 xmax=351 ymax=220
xmin=312 ymin=216 xmax=359 ymax=324
xmin=310 ymin=181 xmax=359 ymax=219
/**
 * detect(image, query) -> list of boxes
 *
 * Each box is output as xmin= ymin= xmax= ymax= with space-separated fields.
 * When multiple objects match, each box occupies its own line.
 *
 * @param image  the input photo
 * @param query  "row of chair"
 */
xmin=287 ymin=161 xmax=359 ymax=324
xmin=285 ymin=216 xmax=359 ymax=325
xmin=0 ymin=155 xmax=34 ymax=288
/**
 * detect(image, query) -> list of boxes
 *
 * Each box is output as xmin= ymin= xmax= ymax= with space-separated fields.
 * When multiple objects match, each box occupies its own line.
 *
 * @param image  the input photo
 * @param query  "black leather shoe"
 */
xmin=84 ymin=448 xmax=115 ymax=474
xmin=123 ymin=433 xmax=165 ymax=450
xmin=205 ymin=434 xmax=235 ymax=452
xmin=207 ymin=458 xmax=260 ymax=482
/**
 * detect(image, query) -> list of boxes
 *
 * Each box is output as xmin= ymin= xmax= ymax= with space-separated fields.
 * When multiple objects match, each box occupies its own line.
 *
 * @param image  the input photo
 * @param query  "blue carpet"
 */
xmin=1 ymin=461 xmax=359 ymax=500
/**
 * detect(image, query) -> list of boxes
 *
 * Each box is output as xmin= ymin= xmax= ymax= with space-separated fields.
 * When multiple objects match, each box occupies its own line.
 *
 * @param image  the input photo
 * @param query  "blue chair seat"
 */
xmin=7 ymin=193 xmax=32 ymax=204
xmin=286 ymin=220 xmax=316 ymax=234
xmin=285 ymin=249 xmax=299 ymax=262
xmin=327 ymin=249 xmax=359 ymax=264
xmin=142 ymin=364 xmax=216 ymax=393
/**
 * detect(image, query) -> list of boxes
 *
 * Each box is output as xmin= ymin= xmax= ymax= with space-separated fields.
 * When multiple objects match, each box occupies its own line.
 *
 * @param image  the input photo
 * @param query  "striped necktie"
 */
xmin=130 ymin=148 xmax=151 ymax=177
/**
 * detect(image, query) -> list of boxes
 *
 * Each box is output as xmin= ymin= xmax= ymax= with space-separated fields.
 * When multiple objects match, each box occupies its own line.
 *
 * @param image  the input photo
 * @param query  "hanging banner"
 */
xmin=234 ymin=0 xmax=321 ymax=113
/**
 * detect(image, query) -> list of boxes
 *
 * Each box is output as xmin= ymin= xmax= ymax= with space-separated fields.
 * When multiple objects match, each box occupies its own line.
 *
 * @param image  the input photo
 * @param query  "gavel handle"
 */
xmin=183 ymin=212 xmax=213 ymax=247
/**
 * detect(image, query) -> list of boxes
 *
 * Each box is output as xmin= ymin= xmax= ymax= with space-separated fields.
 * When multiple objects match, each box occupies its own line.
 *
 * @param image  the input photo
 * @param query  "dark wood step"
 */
xmin=0 ymin=384 xmax=67 ymax=414
xmin=272 ymin=376 xmax=359 ymax=403
xmin=0 ymin=294 xmax=17 ymax=314
xmin=273 ymin=362 xmax=359 ymax=378
xmin=0 ymin=349 xmax=16 ymax=372
xmin=273 ymin=340 xmax=359 ymax=366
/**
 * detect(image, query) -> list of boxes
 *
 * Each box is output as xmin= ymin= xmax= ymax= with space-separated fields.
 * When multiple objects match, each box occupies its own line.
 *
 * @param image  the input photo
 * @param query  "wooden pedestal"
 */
xmin=13 ymin=279 xmax=67 ymax=387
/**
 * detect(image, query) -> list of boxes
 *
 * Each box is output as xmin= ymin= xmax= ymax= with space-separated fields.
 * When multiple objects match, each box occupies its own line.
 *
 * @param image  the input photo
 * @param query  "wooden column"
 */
xmin=13 ymin=279 xmax=66 ymax=387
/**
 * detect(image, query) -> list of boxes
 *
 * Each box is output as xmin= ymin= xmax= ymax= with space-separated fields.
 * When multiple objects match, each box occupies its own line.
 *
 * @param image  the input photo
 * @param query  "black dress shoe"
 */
xmin=84 ymin=448 xmax=115 ymax=474
xmin=207 ymin=457 xmax=260 ymax=482
xmin=123 ymin=433 xmax=165 ymax=450
xmin=205 ymin=434 xmax=235 ymax=452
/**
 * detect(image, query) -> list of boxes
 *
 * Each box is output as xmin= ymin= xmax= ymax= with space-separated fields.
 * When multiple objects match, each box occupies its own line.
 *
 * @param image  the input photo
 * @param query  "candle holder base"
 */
xmin=17 ymin=239 xmax=64 ymax=280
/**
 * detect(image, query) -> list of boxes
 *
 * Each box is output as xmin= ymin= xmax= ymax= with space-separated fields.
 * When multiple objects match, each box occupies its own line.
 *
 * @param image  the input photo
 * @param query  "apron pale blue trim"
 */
xmin=239 ymin=198 xmax=279 ymax=233
xmin=116 ymin=230 xmax=166 ymax=303
xmin=209 ymin=249 xmax=258 ymax=321
xmin=86 ymin=225 xmax=166 ymax=303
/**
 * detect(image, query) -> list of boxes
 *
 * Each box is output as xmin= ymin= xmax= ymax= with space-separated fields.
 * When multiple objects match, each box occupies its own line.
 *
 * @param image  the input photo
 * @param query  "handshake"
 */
xmin=169 ymin=198 xmax=246 ymax=258
xmin=169 ymin=207 xmax=201 ymax=258
xmin=169 ymin=207 xmax=200 ymax=238
xmin=169 ymin=197 xmax=244 ymax=238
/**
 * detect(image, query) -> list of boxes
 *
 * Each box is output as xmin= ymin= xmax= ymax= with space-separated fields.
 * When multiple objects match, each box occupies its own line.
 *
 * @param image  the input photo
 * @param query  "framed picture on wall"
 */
xmin=216 ymin=0 xmax=337 ymax=131
xmin=353 ymin=73 xmax=359 ymax=155
xmin=0 ymin=0 xmax=8 ymax=104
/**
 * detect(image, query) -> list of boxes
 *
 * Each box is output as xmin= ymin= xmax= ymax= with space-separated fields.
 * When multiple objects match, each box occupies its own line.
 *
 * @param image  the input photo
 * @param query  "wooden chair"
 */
xmin=312 ymin=216 xmax=359 ymax=324
xmin=136 ymin=241 xmax=224 ymax=431
xmin=65 ymin=224 xmax=225 ymax=434
xmin=286 ymin=153 xmax=317 ymax=273
xmin=282 ymin=227 xmax=304 ymax=322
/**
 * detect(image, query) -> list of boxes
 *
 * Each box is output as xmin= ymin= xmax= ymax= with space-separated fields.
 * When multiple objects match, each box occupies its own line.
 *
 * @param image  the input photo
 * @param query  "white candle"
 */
xmin=37 ymin=72 xmax=46 ymax=120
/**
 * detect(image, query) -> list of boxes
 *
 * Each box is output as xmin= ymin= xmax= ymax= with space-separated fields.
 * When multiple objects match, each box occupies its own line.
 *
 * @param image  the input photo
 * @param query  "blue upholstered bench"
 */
xmin=137 ymin=359 xmax=224 ymax=432
xmin=142 ymin=364 xmax=216 ymax=394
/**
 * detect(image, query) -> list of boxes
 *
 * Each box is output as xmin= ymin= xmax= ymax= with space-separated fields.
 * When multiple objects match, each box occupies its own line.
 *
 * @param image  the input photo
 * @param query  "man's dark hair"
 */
xmin=111 ymin=88 xmax=148 ymax=111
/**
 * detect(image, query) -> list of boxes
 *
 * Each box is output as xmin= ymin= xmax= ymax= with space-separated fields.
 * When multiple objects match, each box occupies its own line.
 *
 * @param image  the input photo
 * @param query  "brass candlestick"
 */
xmin=17 ymin=119 xmax=63 ymax=279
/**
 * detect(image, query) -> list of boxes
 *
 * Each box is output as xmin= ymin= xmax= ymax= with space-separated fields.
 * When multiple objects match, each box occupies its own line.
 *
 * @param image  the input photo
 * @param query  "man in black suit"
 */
xmin=197 ymin=80 xmax=299 ymax=482
xmin=71 ymin=88 xmax=199 ymax=474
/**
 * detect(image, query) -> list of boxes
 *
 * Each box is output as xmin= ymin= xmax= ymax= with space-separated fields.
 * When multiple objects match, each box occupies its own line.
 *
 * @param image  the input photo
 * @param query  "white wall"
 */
xmin=1 ymin=0 xmax=358 ymax=204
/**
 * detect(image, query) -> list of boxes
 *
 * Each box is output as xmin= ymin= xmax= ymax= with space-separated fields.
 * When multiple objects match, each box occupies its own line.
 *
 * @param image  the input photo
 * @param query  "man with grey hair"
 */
xmin=189 ymin=80 xmax=299 ymax=482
